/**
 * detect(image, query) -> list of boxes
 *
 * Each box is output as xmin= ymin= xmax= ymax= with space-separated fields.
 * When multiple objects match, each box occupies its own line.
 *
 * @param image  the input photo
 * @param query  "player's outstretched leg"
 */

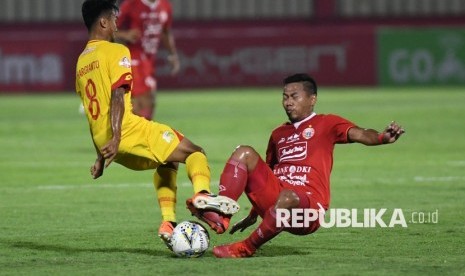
xmin=213 ymin=190 xmax=301 ymax=258
xmin=183 ymin=194 xmax=241 ymax=240
xmin=212 ymin=240 xmax=255 ymax=258
xmin=186 ymin=193 xmax=239 ymax=234
xmin=189 ymin=192 xmax=240 ymax=214
xmin=212 ymin=207 xmax=280 ymax=258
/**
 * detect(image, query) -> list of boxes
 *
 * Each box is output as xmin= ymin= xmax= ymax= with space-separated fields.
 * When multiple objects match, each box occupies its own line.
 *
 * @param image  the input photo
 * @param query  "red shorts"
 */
xmin=246 ymin=158 xmax=324 ymax=235
xmin=131 ymin=57 xmax=156 ymax=96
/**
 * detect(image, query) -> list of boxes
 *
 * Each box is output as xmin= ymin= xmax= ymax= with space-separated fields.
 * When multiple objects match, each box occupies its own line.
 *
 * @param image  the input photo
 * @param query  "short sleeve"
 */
xmin=328 ymin=114 xmax=356 ymax=144
xmin=109 ymin=45 xmax=133 ymax=92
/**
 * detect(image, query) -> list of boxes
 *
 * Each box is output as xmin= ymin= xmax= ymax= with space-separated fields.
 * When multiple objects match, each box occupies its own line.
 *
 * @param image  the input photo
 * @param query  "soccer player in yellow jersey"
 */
xmin=76 ymin=0 xmax=239 ymax=248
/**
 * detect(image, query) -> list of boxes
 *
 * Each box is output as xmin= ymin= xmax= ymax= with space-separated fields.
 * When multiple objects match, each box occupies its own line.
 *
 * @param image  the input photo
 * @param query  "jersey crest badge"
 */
xmin=303 ymin=127 xmax=315 ymax=139
xmin=163 ymin=130 xmax=175 ymax=143
xmin=119 ymin=57 xmax=131 ymax=68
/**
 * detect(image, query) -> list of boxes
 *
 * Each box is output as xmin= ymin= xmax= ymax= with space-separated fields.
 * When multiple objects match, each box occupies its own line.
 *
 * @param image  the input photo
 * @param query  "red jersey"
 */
xmin=118 ymin=0 xmax=173 ymax=62
xmin=266 ymin=113 xmax=356 ymax=209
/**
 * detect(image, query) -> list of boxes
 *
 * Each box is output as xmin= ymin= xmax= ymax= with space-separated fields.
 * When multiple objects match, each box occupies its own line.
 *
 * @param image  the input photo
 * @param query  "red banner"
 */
xmin=158 ymin=22 xmax=376 ymax=88
xmin=0 ymin=22 xmax=376 ymax=92
xmin=0 ymin=24 xmax=80 ymax=92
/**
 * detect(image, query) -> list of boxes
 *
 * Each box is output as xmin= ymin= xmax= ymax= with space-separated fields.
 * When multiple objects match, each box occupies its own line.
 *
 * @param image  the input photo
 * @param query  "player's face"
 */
xmin=282 ymin=82 xmax=316 ymax=123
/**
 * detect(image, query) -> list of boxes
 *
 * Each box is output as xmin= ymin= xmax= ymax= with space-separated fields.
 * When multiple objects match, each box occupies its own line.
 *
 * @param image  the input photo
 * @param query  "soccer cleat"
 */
xmin=213 ymin=241 xmax=256 ymax=258
xmin=189 ymin=193 xmax=240 ymax=215
xmin=158 ymin=221 xmax=176 ymax=249
xmin=186 ymin=201 xmax=231 ymax=234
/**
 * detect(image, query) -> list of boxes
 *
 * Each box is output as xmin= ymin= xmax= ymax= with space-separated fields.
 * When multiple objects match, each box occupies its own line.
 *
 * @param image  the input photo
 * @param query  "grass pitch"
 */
xmin=0 ymin=87 xmax=464 ymax=275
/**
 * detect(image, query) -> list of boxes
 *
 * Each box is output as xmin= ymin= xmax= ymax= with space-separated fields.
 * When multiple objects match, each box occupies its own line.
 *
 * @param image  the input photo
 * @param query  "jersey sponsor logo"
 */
xmin=139 ymin=11 xmax=164 ymax=55
xmin=119 ymin=57 xmax=131 ymax=68
xmin=286 ymin=133 xmax=301 ymax=143
xmin=289 ymin=165 xmax=311 ymax=174
xmin=278 ymin=137 xmax=285 ymax=144
xmin=162 ymin=130 xmax=175 ymax=143
xmin=273 ymin=165 xmax=311 ymax=175
xmin=275 ymin=165 xmax=312 ymax=187
xmin=279 ymin=175 xmax=308 ymax=186
xmin=302 ymin=127 xmax=315 ymax=139
xmin=278 ymin=142 xmax=307 ymax=162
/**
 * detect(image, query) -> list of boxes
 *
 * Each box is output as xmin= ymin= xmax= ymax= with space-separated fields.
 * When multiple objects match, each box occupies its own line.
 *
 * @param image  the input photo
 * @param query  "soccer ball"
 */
xmin=171 ymin=221 xmax=210 ymax=257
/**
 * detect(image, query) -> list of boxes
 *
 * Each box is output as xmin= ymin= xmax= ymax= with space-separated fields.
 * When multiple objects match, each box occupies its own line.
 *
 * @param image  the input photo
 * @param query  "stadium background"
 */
xmin=0 ymin=0 xmax=464 ymax=93
xmin=1 ymin=1 xmax=464 ymax=273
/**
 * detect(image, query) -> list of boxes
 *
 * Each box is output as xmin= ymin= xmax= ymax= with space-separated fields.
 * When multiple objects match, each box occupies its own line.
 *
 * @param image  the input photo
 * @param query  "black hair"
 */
xmin=82 ymin=0 xmax=119 ymax=31
xmin=283 ymin=73 xmax=317 ymax=95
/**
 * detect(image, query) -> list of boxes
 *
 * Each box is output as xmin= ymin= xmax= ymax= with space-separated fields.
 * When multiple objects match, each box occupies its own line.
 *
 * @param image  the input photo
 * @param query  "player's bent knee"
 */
xmin=276 ymin=190 xmax=300 ymax=209
xmin=232 ymin=145 xmax=259 ymax=160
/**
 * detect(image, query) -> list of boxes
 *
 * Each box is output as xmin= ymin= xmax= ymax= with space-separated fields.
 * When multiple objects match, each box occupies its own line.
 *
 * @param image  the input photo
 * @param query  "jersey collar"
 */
xmin=292 ymin=112 xmax=316 ymax=129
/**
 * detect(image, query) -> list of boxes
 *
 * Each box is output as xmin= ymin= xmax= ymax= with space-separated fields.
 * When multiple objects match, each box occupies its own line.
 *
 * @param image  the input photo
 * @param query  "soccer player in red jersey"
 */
xmin=116 ymin=0 xmax=179 ymax=120
xmin=115 ymin=0 xmax=181 ymax=246
xmin=198 ymin=73 xmax=405 ymax=258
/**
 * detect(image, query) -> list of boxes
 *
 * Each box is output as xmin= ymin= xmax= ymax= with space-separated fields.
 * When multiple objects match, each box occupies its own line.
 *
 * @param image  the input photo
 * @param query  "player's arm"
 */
xmin=100 ymin=87 xmax=126 ymax=167
xmin=348 ymin=121 xmax=405 ymax=146
xmin=161 ymin=27 xmax=180 ymax=75
xmin=90 ymin=138 xmax=105 ymax=179
xmin=114 ymin=1 xmax=140 ymax=44
xmin=115 ymin=29 xmax=141 ymax=44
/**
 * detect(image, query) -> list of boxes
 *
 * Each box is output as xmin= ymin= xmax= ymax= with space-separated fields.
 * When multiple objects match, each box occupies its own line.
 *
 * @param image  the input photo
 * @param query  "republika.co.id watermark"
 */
xmin=276 ymin=208 xmax=439 ymax=228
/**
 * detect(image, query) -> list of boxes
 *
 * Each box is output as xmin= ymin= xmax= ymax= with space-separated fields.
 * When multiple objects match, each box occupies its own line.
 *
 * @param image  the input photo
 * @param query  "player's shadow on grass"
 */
xmin=8 ymin=240 xmax=169 ymax=257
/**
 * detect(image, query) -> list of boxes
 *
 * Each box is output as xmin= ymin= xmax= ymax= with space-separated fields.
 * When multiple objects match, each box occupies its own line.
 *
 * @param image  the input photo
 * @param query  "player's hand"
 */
xmin=381 ymin=121 xmax=405 ymax=143
xmin=229 ymin=214 xmax=258 ymax=235
xmin=167 ymin=54 xmax=180 ymax=75
xmin=100 ymin=137 xmax=120 ymax=168
xmin=125 ymin=29 xmax=141 ymax=44
xmin=91 ymin=158 xmax=105 ymax=179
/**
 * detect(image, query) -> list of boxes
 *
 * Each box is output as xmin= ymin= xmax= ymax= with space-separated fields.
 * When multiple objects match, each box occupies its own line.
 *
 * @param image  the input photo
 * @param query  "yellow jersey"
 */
xmin=76 ymin=40 xmax=145 ymax=148
xmin=76 ymin=40 xmax=182 ymax=169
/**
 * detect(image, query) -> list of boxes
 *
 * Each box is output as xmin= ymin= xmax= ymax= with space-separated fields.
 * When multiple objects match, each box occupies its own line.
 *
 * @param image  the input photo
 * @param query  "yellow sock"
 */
xmin=153 ymin=166 xmax=177 ymax=222
xmin=185 ymin=151 xmax=211 ymax=194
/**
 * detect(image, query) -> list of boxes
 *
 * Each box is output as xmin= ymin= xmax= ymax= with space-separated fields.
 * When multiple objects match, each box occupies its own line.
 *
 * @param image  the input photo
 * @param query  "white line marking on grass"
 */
xmin=1 ymin=161 xmax=90 ymax=168
xmin=37 ymin=181 xmax=193 ymax=190
xmin=414 ymin=176 xmax=465 ymax=182
xmin=37 ymin=183 xmax=150 ymax=190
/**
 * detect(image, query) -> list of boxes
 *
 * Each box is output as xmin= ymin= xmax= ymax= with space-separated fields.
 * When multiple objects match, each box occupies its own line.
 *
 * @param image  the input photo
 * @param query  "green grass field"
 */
xmin=0 ymin=87 xmax=464 ymax=275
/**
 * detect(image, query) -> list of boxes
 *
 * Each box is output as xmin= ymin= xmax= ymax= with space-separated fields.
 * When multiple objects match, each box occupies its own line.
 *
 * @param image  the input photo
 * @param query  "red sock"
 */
xmin=218 ymin=159 xmax=248 ymax=201
xmin=244 ymin=208 xmax=282 ymax=250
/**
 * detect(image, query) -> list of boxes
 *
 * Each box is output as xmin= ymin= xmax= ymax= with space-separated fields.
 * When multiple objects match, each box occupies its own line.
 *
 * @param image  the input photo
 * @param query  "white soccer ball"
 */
xmin=171 ymin=221 xmax=210 ymax=258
